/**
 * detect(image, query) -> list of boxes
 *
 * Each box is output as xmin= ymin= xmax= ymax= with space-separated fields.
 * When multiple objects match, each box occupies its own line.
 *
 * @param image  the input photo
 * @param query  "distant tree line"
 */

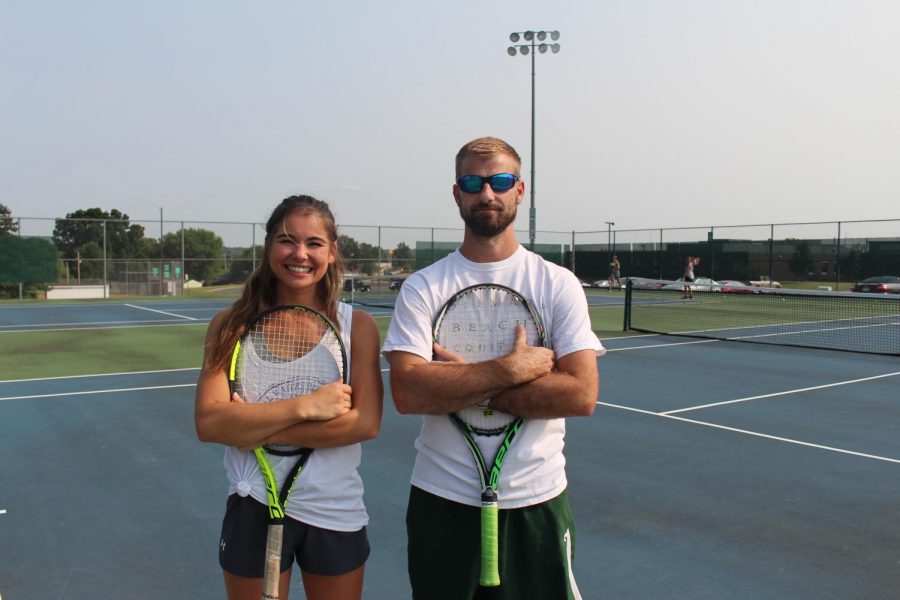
xmin=0 ymin=203 xmax=16 ymax=236
xmin=1 ymin=205 xmax=420 ymax=294
xmin=51 ymin=208 xmax=226 ymax=284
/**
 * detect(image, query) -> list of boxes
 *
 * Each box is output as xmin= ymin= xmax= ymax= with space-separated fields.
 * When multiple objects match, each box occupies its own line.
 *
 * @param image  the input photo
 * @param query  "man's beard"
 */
xmin=461 ymin=203 xmax=517 ymax=237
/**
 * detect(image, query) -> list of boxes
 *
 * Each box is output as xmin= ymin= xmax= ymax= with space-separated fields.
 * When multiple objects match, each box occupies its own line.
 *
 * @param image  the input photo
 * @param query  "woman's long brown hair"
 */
xmin=203 ymin=195 xmax=345 ymax=372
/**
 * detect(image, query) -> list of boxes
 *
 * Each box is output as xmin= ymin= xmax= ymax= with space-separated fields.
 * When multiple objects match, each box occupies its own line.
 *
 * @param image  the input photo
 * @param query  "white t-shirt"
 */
xmin=222 ymin=302 xmax=368 ymax=531
xmin=382 ymin=246 xmax=604 ymax=508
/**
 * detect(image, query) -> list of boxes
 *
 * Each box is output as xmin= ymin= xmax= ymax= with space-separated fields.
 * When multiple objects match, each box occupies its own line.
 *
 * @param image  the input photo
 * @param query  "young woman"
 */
xmin=682 ymin=256 xmax=700 ymax=299
xmin=195 ymin=195 xmax=383 ymax=600
xmin=608 ymin=254 xmax=622 ymax=290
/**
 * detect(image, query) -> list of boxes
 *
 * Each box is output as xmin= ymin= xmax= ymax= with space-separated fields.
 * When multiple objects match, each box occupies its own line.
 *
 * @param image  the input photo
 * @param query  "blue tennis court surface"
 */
xmin=1 ymin=300 xmax=898 ymax=598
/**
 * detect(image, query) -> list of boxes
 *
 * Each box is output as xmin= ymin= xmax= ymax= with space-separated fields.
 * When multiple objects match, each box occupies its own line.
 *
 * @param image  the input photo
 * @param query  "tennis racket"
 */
xmin=228 ymin=305 xmax=348 ymax=600
xmin=432 ymin=283 xmax=545 ymax=587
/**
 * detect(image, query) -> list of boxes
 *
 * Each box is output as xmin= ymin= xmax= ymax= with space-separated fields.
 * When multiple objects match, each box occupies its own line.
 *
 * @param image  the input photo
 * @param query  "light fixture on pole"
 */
xmin=508 ymin=30 xmax=561 ymax=250
xmin=605 ymin=221 xmax=615 ymax=254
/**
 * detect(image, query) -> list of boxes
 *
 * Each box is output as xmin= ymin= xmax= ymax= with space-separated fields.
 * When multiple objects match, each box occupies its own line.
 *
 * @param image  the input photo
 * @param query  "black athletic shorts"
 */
xmin=219 ymin=494 xmax=369 ymax=577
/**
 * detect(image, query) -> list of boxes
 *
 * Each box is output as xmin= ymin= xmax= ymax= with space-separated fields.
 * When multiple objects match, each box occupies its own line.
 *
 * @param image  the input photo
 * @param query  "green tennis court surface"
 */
xmin=625 ymin=280 xmax=900 ymax=355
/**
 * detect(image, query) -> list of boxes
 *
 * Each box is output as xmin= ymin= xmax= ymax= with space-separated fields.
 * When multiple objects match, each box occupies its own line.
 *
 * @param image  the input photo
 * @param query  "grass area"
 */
xmin=628 ymin=287 xmax=898 ymax=335
xmin=2 ymin=324 xmax=208 ymax=380
xmin=589 ymin=305 xmax=627 ymax=339
xmin=4 ymin=299 xmax=628 ymax=381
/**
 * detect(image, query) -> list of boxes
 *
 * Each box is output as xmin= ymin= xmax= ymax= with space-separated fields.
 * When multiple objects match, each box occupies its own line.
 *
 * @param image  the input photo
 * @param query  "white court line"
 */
xmin=1 ymin=367 xmax=392 ymax=395
xmin=0 ymin=318 xmax=202 ymax=330
xmin=664 ymin=371 xmax=900 ymax=415
xmin=125 ymin=303 xmax=197 ymax=320
xmin=4 ymin=364 xmax=391 ymax=385
xmin=601 ymin=333 xmax=662 ymax=341
xmin=1 ymin=367 xmax=201 ymax=384
xmin=0 ymin=383 xmax=197 ymax=402
xmin=151 ymin=307 xmax=228 ymax=312
xmin=604 ymin=339 xmax=719 ymax=351
xmin=0 ymin=321 xmax=209 ymax=335
xmin=598 ymin=401 xmax=900 ymax=465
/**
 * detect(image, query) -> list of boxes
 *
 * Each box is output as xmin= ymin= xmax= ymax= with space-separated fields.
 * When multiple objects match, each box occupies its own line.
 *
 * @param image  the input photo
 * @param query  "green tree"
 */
xmin=339 ymin=235 xmax=382 ymax=274
xmin=357 ymin=242 xmax=380 ymax=275
xmin=788 ymin=240 xmax=814 ymax=278
xmin=221 ymin=245 xmax=264 ymax=284
xmin=160 ymin=228 xmax=226 ymax=283
xmin=393 ymin=242 xmax=415 ymax=271
xmin=73 ymin=241 xmax=104 ymax=279
xmin=338 ymin=235 xmax=360 ymax=261
xmin=53 ymin=208 xmax=147 ymax=261
xmin=0 ymin=203 xmax=17 ymax=235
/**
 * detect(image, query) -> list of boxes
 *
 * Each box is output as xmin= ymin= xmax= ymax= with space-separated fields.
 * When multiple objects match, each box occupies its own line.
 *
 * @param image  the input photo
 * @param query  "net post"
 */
xmin=623 ymin=278 xmax=632 ymax=331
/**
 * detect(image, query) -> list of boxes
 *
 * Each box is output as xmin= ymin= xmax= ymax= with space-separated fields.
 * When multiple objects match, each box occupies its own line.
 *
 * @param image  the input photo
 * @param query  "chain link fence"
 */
xmin=2 ymin=215 xmax=897 ymax=299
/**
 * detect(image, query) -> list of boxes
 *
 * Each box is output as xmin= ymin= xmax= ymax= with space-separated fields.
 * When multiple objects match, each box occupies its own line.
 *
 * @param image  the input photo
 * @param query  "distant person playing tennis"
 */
xmin=195 ymin=196 xmax=383 ymax=600
xmin=608 ymin=254 xmax=622 ymax=290
xmin=683 ymin=256 xmax=700 ymax=299
xmin=383 ymin=136 xmax=604 ymax=599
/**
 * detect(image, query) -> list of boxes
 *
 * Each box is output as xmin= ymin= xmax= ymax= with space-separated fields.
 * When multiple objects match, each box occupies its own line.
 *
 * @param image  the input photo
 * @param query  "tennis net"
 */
xmin=623 ymin=279 xmax=900 ymax=355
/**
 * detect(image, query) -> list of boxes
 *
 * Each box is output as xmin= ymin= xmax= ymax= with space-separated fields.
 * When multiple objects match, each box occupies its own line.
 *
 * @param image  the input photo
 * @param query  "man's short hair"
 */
xmin=455 ymin=137 xmax=522 ymax=177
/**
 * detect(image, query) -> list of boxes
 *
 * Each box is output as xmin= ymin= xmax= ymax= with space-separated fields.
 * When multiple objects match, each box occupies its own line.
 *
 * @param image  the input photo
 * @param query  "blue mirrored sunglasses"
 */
xmin=456 ymin=173 xmax=519 ymax=194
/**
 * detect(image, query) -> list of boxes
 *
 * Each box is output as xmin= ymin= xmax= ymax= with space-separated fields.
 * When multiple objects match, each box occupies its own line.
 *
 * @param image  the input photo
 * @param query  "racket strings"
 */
xmin=250 ymin=311 xmax=328 ymax=362
xmin=435 ymin=287 xmax=542 ymax=434
xmin=234 ymin=308 xmax=346 ymax=455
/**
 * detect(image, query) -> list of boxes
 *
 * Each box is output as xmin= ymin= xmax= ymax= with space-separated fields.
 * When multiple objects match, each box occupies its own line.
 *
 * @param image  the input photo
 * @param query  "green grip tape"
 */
xmin=480 ymin=504 xmax=500 ymax=586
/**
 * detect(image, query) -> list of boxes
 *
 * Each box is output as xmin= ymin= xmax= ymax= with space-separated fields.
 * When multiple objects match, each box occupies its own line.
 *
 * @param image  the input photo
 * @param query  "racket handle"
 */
xmin=479 ymin=504 xmax=501 ymax=587
xmin=261 ymin=523 xmax=284 ymax=600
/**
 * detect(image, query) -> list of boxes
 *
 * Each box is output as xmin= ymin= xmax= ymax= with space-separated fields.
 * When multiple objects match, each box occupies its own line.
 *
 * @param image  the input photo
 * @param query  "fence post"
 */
xmin=103 ymin=221 xmax=108 ymax=298
xmin=181 ymin=222 xmax=186 ymax=296
xmin=252 ymin=222 xmax=257 ymax=274
xmin=658 ymin=229 xmax=663 ymax=280
xmin=835 ymin=221 xmax=842 ymax=290
xmin=769 ymin=224 xmax=774 ymax=284
xmin=571 ymin=230 xmax=576 ymax=273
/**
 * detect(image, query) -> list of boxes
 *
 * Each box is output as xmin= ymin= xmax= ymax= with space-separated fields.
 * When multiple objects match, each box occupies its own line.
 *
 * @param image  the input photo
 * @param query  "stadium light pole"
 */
xmin=508 ymin=30 xmax=561 ymax=250
xmin=605 ymin=221 xmax=615 ymax=254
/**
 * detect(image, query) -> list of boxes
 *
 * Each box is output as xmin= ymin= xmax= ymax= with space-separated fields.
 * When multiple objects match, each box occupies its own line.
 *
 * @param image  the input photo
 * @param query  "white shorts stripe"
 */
xmin=564 ymin=528 xmax=582 ymax=600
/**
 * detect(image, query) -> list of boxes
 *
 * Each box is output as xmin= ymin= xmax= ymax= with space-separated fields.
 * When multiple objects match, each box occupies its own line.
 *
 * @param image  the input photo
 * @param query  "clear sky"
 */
xmin=2 ymin=0 xmax=899 ymax=245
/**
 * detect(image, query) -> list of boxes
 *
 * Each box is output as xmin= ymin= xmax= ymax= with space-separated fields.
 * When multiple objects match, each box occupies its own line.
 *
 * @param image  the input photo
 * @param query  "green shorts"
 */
xmin=406 ymin=486 xmax=582 ymax=600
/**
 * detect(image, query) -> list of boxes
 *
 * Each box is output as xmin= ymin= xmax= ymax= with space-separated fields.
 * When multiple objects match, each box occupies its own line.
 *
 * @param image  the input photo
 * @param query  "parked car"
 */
xmin=850 ymin=276 xmax=900 ymax=294
xmin=590 ymin=279 xmax=611 ymax=289
xmin=622 ymin=277 xmax=663 ymax=290
xmin=661 ymin=277 xmax=720 ymax=292
xmin=748 ymin=276 xmax=782 ymax=289
xmin=389 ymin=278 xmax=404 ymax=291
xmin=343 ymin=278 xmax=371 ymax=292
xmin=718 ymin=280 xmax=758 ymax=294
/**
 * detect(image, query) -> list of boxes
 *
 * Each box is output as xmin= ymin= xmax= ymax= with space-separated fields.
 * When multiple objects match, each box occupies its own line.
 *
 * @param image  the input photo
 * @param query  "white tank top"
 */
xmin=222 ymin=302 xmax=367 ymax=531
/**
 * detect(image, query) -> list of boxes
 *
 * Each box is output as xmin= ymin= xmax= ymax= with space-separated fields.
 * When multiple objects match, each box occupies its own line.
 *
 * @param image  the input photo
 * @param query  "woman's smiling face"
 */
xmin=268 ymin=209 xmax=336 ymax=305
